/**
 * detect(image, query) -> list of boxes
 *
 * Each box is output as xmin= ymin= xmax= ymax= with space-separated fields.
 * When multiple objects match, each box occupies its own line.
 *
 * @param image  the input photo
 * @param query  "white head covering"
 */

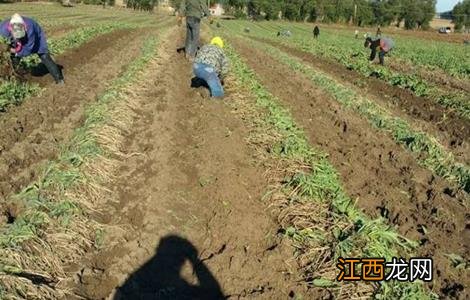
xmin=10 ymin=13 xmax=26 ymax=39
xmin=10 ymin=13 xmax=25 ymax=25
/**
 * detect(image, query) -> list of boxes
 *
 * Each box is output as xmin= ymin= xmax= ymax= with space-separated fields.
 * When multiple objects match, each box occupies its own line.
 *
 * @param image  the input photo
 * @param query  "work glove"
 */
xmin=9 ymin=40 xmax=22 ymax=56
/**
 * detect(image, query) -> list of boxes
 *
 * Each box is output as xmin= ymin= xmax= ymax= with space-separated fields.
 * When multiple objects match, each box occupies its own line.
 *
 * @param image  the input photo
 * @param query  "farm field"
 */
xmin=0 ymin=3 xmax=468 ymax=300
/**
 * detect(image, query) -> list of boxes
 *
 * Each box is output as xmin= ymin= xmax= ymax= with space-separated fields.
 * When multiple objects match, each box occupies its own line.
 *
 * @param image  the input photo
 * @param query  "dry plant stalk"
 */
xmin=225 ymin=71 xmax=375 ymax=299
xmin=0 ymin=33 xmax=169 ymax=299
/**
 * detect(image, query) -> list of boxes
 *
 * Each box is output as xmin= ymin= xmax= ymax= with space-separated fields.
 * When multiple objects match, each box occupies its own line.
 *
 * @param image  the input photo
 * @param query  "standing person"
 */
xmin=0 ymin=13 xmax=64 ymax=84
xmin=313 ymin=25 xmax=320 ymax=39
xmin=376 ymin=25 xmax=382 ymax=37
xmin=364 ymin=36 xmax=394 ymax=65
xmin=355 ymin=29 xmax=359 ymax=39
xmin=192 ymin=37 xmax=229 ymax=98
xmin=178 ymin=0 xmax=211 ymax=60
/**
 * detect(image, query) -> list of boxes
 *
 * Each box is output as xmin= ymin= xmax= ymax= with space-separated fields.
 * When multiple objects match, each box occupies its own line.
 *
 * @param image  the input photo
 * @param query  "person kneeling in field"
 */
xmin=364 ymin=35 xmax=394 ymax=66
xmin=0 ymin=13 xmax=64 ymax=84
xmin=193 ymin=36 xmax=229 ymax=98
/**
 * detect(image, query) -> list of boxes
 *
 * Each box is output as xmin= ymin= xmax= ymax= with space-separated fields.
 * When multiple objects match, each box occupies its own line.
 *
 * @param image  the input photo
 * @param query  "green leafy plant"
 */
xmin=243 ymin=37 xmax=469 ymax=193
xmin=225 ymin=43 xmax=434 ymax=299
xmin=222 ymin=20 xmax=470 ymax=119
xmin=0 ymin=23 xmax=132 ymax=113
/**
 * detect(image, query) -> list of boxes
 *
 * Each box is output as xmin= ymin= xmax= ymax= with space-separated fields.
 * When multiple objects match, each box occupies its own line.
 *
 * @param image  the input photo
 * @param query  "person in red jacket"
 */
xmin=364 ymin=36 xmax=394 ymax=65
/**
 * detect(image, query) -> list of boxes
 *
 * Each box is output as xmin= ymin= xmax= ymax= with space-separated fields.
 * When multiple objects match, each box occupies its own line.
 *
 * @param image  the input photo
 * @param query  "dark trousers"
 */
xmin=185 ymin=16 xmax=201 ymax=58
xmin=379 ymin=50 xmax=386 ymax=65
xmin=11 ymin=53 xmax=63 ymax=82
xmin=39 ymin=53 xmax=63 ymax=83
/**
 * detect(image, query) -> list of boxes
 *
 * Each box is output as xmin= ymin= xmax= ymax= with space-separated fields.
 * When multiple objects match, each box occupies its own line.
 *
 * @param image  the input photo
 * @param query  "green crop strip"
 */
xmin=234 ymin=20 xmax=470 ymax=80
xmin=287 ymin=37 xmax=470 ymax=120
xmin=21 ymin=23 xmax=132 ymax=67
xmin=0 ymin=31 xmax=162 ymax=298
xmin=225 ymin=43 xmax=435 ymax=299
xmin=0 ymin=81 xmax=40 ymax=112
xmin=0 ymin=35 xmax=158 ymax=246
xmin=0 ymin=23 xmax=131 ymax=112
xmin=240 ymin=37 xmax=470 ymax=193
xmin=50 ymin=24 xmax=124 ymax=55
xmin=221 ymin=21 xmax=470 ymax=120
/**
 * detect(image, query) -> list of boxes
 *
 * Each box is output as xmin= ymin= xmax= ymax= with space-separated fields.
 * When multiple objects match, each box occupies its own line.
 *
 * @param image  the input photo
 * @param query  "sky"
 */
xmin=436 ymin=0 xmax=461 ymax=13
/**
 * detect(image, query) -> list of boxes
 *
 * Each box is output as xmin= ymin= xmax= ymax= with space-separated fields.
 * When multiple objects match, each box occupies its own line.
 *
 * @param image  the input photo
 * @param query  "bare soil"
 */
xmin=44 ymin=24 xmax=78 ymax=39
xmin=0 ymin=29 xmax=153 ymax=205
xmin=0 ymin=44 xmax=15 ymax=79
xmin=1 ymin=17 xmax=468 ymax=300
xmin=387 ymin=58 xmax=470 ymax=94
xmin=231 ymin=37 xmax=469 ymax=299
xmin=67 ymin=28 xmax=313 ymax=300
xmin=250 ymin=36 xmax=470 ymax=165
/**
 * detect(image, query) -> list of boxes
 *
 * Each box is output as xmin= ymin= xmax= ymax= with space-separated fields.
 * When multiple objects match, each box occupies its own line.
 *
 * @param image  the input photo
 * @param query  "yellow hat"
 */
xmin=210 ymin=36 xmax=224 ymax=48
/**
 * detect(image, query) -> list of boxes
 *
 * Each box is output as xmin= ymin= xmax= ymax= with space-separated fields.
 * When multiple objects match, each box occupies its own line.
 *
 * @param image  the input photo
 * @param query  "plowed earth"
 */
xmin=231 ymin=37 xmax=469 ymax=299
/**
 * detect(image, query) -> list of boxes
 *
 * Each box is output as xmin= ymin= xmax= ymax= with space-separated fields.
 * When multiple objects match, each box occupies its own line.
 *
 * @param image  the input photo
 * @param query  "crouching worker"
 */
xmin=364 ymin=36 xmax=394 ymax=66
xmin=193 ymin=37 xmax=229 ymax=98
xmin=0 ymin=13 xmax=64 ymax=84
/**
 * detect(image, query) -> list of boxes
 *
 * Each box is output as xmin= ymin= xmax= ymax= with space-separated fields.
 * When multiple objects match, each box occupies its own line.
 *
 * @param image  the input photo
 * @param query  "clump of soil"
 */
xmin=0 ymin=200 xmax=24 ymax=226
xmin=0 ymin=43 xmax=16 ymax=80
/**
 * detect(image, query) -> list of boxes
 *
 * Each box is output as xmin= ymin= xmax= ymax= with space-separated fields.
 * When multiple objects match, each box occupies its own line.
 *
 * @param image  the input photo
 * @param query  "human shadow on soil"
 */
xmin=113 ymin=234 xmax=226 ymax=300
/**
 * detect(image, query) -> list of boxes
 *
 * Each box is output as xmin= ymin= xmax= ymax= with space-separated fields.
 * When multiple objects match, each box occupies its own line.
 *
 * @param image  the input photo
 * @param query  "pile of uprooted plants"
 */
xmin=0 ymin=41 xmax=16 ymax=80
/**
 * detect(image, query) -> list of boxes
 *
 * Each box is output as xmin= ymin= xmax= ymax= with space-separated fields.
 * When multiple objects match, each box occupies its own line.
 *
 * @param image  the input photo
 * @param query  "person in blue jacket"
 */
xmin=0 ymin=13 xmax=64 ymax=84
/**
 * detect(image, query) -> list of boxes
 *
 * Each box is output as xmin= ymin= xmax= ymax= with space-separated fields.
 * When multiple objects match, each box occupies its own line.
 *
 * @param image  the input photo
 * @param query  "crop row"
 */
xmin=1 ymin=3 xmax=167 ymax=27
xmin=0 ymin=23 xmax=130 ymax=112
xmin=241 ymin=36 xmax=470 ymax=194
xmin=0 ymin=32 xmax=162 ymax=299
xmin=225 ymin=42 xmax=434 ymax=299
xmin=268 ymin=21 xmax=470 ymax=79
xmin=227 ymin=21 xmax=470 ymax=120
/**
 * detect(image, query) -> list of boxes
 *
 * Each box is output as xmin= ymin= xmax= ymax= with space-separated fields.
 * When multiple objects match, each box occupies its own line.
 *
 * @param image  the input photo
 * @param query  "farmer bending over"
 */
xmin=193 ymin=37 xmax=229 ymax=98
xmin=0 ymin=14 xmax=64 ymax=84
xmin=364 ymin=36 xmax=394 ymax=65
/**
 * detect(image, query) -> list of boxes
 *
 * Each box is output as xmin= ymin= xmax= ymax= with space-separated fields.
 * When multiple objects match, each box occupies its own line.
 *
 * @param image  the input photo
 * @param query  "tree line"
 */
xmin=2 ymin=0 xmax=467 ymax=31
xmin=218 ymin=0 xmax=437 ymax=29
xmin=452 ymin=0 xmax=470 ymax=30
xmin=126 ymin=0 xmax=158 ymax=11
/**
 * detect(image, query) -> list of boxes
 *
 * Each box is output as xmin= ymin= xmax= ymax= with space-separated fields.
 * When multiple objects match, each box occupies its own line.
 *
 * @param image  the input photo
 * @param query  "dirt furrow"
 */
xmin=44 ymin=24 xmax=78 ymax=39
xmin=249 ymin=37 xmax=470 ymax=164
xmin=387 ymin=59 xmax=470 ymax=94
xmin=0 ymin=28 xmax=154 ymax=201
xmin=68 ymin=28 xmax=311 ymax=300
xmin=231 ymin=37 xmax=469 ymax=298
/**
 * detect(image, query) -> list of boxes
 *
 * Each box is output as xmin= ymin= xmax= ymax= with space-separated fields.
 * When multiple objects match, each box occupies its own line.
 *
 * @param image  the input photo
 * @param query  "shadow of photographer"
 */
xmin=113 ymin=234 xmax=225 ymax=300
